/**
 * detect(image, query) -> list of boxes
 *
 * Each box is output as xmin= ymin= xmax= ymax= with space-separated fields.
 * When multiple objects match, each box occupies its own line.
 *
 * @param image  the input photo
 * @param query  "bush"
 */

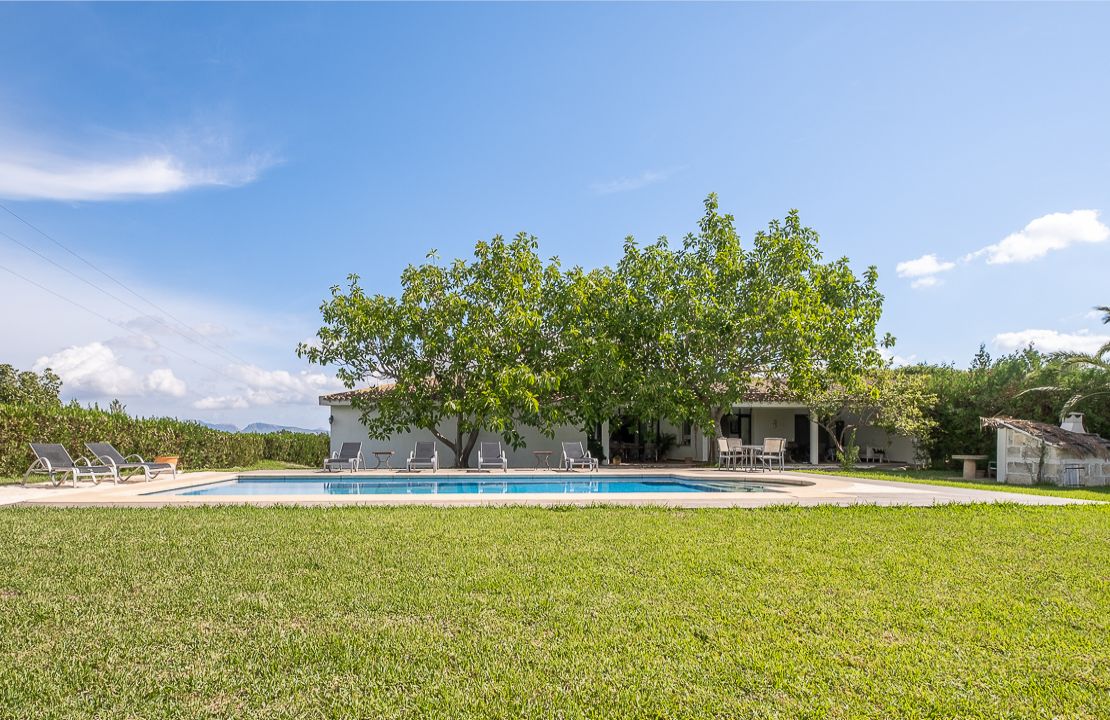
xmin=0 ymin=404 xmax=328 ymax=476
xmin=262 ymin=431 xmax=331 ymax=467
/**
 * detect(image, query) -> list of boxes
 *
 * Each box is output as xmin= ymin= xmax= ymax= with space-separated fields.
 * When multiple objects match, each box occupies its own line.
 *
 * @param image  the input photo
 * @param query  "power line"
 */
xmin=0 ymin=261 xmax=249 ymax=392
xmin=0 ymin=227 xmax=248 ymax=368
xmin=0 ymin=200 xmax=256 ymax=367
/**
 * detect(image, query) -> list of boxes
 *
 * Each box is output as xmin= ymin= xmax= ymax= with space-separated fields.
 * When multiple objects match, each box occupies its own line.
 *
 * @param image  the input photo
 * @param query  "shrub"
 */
xmin=0 ymin=404 xmax=327 ymax=476
xmin=261 ymin=431 xmax=330 ymax=467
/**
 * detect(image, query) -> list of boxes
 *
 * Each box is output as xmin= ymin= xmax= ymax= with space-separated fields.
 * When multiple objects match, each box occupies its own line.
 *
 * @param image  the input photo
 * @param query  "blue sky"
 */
xmin=1 ymin=2 xmax=1108 ymax=428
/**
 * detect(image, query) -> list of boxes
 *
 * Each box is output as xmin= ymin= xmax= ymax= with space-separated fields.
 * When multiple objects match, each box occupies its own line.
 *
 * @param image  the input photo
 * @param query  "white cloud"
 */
xmin=34 ymin=342 xmax=140 ymax=395
xmin=896 ymin=253 xmax=955 ymax=289
xmin=896 ymin=254 xmax=956 ymax=278
xmin=880 ymin=348 xmax=917 ymax=367
xmin=144 ymin=368 xmax=187 ymax=398
xmin=192 ymin=394 xmax=250 ymax=410
xmin=33 ymin=342 xmax=190 ymax=398
xmin=590 ymin=169 xmax=671 ymax=195
xmin=965 ymin=210 xmax=1110 ymax=265
xmin=993 ymin=329 xmax=1110 ymax=354
xmin=191 ymin=364 xmax=341 ymax=410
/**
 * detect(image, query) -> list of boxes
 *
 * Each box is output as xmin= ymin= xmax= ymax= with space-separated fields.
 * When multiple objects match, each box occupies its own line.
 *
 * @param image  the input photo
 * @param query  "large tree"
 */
xmin=604 ymin=195 xmax=889 ymax=448
xmin=301 ymin=195 xmax=892 ymax=465
xmin=299 ymin=234 xmax=571 ymax=468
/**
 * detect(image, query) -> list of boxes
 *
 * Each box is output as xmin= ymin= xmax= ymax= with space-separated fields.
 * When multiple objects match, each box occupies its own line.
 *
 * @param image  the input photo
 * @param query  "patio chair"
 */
xmin=85 ymin=442 xmax=176 ymax=483
xmin=407 ymin=441 xmax=439 ymax=472
xmin=324 ymin=442 xmax=364 ymax=473
xmin=753 ymin=437 xmax=787 ymax=472
xmin=562 ymin=441 xmax=598 ymax=472
xmin=716 ymin=437 xmax=739 ymax=470
xmin=727 ymin=437 xmax=751 ymax=471
xmin=23 ymin=443 xmax=117 ymax=488
xmin=477 ymin=441 xmax=508 ymax=472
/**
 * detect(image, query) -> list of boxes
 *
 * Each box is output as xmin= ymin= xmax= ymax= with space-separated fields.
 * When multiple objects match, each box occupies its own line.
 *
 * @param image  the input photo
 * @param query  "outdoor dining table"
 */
xmin=738 ymin=444 xmax=764 ymax=471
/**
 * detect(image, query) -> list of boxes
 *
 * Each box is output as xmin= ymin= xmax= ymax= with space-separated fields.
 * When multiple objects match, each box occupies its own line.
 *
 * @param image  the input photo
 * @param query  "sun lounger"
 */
xmin=407 ymin=441 xmax=439 ymax=472
xmin=477 ymin=441 xmax=508 ymax=472
xmin=561 ymin=441 xmax=598 ymax=471
xmin=85 ymin=442 xmax=176 ymax=483
xmin=23 ymin=443 xmax=117 ymax=488
xmin=324 ymin=442 xmax=364 ymax=472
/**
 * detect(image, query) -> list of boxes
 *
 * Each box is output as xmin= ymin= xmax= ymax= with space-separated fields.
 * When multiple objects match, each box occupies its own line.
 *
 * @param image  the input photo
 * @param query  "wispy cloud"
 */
xmin=964 ymin=210 xmax=1109 ymax=265
xmin=191 ymin=364 xmax=341 ymax=410
xmin=0 ymin=152 xmax=272 ymax=201
xmin=589 ymin=169 xmax=673 ymax=195
xmin=0 ymin=121 xmax=277 ymax=201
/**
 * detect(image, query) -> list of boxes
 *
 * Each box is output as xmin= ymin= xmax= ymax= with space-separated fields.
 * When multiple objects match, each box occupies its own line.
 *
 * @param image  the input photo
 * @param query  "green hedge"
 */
xmin=0 ymin=404 xmax=328 ymax=476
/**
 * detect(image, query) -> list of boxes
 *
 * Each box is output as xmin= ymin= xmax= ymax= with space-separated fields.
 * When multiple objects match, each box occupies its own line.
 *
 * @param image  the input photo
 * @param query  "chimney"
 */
xmin=1061 ymin=413 xmax=1087 ymax=434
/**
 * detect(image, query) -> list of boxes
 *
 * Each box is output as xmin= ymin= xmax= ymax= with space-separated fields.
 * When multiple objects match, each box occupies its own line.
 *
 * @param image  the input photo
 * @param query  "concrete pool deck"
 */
xmin=1 ymin=467 xmax=1098 ymax=508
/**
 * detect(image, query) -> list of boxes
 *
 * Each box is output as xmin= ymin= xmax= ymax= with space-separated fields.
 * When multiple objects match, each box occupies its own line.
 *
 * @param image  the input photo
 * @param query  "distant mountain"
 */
xmin=194 ymin=421 xmax=240 ymax=433
xmin=241 ymin=422 xmax=327 ymax=435
xmin=192 ymin=421 xmax=327 ymax=435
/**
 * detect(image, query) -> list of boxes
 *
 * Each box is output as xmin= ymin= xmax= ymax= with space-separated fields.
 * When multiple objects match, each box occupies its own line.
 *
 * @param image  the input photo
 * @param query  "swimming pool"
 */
xmin=164 ymin=474 xmax=770 ymax=497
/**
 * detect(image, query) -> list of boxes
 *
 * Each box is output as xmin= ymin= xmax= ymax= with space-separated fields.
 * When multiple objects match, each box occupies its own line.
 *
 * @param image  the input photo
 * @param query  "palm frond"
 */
xmin=1015 ymin=385 xmax=1066 ymax=398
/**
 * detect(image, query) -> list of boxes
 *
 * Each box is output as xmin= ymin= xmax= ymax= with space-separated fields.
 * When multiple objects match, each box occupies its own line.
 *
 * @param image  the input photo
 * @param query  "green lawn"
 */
xmin=797 ymin=466 xmax=1110 ymax=502
xmin=1 ymin=505 xmax=1107 ymax=718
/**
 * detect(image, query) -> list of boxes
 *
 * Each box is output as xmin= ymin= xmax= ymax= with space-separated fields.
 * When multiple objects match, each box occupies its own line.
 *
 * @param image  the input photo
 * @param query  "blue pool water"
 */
xmin=164 ymin=474 xmax=769 ymax=497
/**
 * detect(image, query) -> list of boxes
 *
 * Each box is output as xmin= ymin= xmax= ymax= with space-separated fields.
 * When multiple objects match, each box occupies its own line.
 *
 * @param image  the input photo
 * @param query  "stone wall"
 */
xmin=1000 ymin=428 xmax=1110 ymax=486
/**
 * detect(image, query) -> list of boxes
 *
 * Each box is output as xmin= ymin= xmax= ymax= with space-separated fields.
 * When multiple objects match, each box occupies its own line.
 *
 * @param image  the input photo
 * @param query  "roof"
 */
xmin=980 ymin=416 xmax=1110 ymax=459
xmin=319 ymin=384 xmax=395 ymax=405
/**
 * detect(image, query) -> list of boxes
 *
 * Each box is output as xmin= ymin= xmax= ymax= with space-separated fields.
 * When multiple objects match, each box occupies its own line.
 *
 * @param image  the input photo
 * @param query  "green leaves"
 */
xmin=301 ymin=233 xmax=572 ymax=467
xmin=302 ymin=194 xmax=892 ymax=462
xmin=0 ymin=364 xmax=62 ymax=407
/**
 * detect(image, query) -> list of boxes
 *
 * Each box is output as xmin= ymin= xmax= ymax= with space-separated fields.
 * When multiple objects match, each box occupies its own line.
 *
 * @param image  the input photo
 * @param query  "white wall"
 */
xmin=750 ymin=407 xmax=797 ymax=443
xmin=328 ymin=405 xmax=585 ymax=469
xmin=846 ymin=415 xmax=918 ymax=464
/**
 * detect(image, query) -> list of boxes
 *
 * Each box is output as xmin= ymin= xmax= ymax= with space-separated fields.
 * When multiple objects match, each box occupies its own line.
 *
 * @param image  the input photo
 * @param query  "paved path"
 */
xmin=0 ymin=484 xmax=62 ymax=506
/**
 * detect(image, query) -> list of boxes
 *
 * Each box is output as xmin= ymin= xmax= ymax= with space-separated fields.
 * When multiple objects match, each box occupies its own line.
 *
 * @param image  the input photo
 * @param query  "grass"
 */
xmin=0 ymin=505 xmax=1107 ymax=718
xmin=796 ymin=466 xmax=1110 ymax=502
xmin=0 ymin=459 xmax=311 ymax=486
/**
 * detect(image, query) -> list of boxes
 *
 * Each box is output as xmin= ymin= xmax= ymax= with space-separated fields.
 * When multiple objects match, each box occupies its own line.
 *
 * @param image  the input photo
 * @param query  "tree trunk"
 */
xmin=427 ymin=426 xmax=458 ymax=464
xmin=461 ymin=428 xmax=480 ymax=468
xmin=707 ymin=406 xmax=726 ymax=463
xmin=454 ymin=419 xmax=466 ymax=468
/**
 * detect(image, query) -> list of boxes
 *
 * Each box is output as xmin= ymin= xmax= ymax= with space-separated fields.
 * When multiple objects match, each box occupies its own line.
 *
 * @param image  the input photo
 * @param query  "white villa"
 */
xmin=320 ymin=385 xmax=917 ymax=467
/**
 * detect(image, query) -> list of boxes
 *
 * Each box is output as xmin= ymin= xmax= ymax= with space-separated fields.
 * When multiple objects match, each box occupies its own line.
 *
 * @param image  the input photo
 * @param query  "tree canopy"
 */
xmin=301 ymin=194 xmax=892 ymax=465
xmin=299 ymin=234 xmax=570 ymax=467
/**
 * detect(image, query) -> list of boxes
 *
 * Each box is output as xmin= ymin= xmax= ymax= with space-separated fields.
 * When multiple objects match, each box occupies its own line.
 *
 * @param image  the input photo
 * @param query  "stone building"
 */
xmin=981 ymin=413 xmax=1110 ymax=487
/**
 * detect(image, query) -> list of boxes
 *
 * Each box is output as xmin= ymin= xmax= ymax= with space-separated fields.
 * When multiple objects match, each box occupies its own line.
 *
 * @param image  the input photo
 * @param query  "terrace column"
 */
xmin=809 ymin=412 xmax=819 ymax=465
xmin=601 ymin=419 xmax=610 ymax=465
